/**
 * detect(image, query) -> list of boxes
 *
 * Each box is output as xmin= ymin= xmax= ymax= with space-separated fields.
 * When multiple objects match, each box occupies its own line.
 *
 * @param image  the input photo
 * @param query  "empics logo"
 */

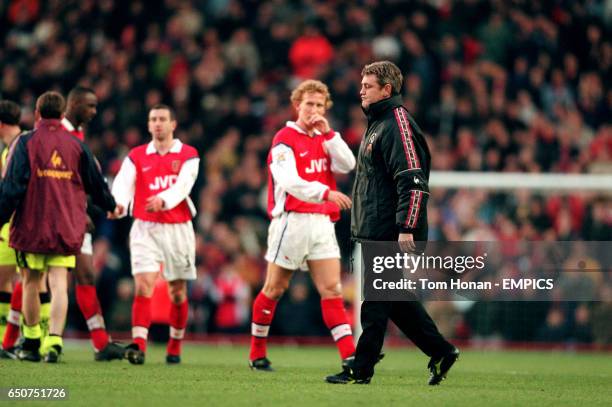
xmin=36 ymin=149 xmax=73 ymax=180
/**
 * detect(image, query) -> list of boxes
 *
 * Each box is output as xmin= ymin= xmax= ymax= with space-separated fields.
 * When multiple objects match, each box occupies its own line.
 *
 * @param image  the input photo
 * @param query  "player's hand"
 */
xmin=145 ymin=196 xmax=165 ymax=212
xmin=398 ymin=233 xmax=416 ymax=253
xmin=309 ymin=114 xmax=331 ymax=133
xmin=327 ymin=190 xmax=352 ymax=210
xmin=107 ymin=204 xmax=125 ymax=219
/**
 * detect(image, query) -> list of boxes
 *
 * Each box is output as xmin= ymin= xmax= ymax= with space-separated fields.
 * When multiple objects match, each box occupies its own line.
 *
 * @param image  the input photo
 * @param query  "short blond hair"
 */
xmin=290 ymin=79 xmax=333 ymax=109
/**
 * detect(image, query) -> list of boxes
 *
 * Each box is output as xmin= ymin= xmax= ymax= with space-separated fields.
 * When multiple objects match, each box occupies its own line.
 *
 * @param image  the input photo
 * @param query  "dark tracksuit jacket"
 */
xmin=351 ymin=96 xmax=454 ymax=378
xmin=352 ymin=94 xmax=430 ymax=242
xmin=0 ymin=119 xmax=116 ymax=256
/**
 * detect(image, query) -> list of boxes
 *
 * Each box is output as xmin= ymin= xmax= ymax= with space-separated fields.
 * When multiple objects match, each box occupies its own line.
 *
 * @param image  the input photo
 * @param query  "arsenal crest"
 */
xmin=172 ymin=160 xmax=180 ymax=173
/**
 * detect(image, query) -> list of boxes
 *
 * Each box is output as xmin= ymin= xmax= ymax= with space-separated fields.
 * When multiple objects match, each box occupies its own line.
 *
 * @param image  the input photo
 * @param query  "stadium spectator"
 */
xmin=536 ymin=307 xmax=568 ymax=342
xmin=289 ymin=23 xmax=335 ymax=80
xmin=211 ymin=263 xmax=251 ymax=333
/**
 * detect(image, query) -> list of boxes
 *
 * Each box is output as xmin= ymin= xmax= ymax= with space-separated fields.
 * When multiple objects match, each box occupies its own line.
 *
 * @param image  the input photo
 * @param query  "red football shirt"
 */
xmin=267 ymin=123 xmax=340 ymax=220
xmin=61 ymin=118 xmax=85 ymax=141
xmin=128 ymin=141 xmax=199 ymax=223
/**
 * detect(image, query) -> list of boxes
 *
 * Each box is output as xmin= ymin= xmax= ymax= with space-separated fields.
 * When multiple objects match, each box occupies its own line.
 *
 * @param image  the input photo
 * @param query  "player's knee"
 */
xmin=318 ymin=281 xmax=342 ymax=299
xmin=0 ymin=281 xmax=10 ymax=292
xmin=48 ymin=275 xmax=67 ymax=292
xmin=22 ymin=270 xmax=40 ymax=285
xmin=168 ymin=285 xmax=186 ymax=303
xmin=0 ymin=271 xmax=13 ymax=291
xmin=262 ymin=282 xmax=287 ymax=300
xmin=75 ymin=269 xmax=95 ymax=285
xmin=135 ymin=287 xmax=153 ymax=297
xmin=170 ymin=291 xmax=186 ymax=304
xmin=134 ymin=281 xmax=154 ymax=297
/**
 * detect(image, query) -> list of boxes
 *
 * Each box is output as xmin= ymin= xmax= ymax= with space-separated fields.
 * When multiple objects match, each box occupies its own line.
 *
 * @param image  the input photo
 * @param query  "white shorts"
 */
xmin=129 ymin=219 xmax=196 ymax=281
xmin=264 ymin=212 xmax=340 ymax=271
xmin=81 ymin=233 xmax=93 ymax=256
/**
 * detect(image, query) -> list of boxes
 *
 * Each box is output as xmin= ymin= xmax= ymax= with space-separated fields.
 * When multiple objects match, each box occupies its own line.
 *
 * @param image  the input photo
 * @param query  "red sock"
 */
xmin=132 ymin=296 xmax=151 ymax=353
xmin=167 ymin=300 xmax=188 ymax=356
xmin=76 ymin=285 xmax=109 ymax=351
xmin=2 ymin=281 xmax=22 ymax=350
xmin=321 ymin=297 xmax=355 ymax=359
xmin=249 ymin=292 xmax=278 ymax=361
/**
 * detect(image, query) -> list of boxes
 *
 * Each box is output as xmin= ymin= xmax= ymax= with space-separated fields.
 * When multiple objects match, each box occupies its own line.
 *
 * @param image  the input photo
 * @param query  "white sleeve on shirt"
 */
xmin=269 ymin=144 xmax=329 ymax=203
xmin=324 ymin=132 xmax=356 ymax=174
xmin=111 ymin=157 xmax=136 ymax=217
xmin=157 ymin=158 xmax=200 ymax=210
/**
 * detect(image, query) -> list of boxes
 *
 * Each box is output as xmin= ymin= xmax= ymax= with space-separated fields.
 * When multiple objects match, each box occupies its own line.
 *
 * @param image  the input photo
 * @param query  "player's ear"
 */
xmin=171 ymin=119 xmax=177 ymax=131
xmin=383 ymin=83 xmax=393 ymax=98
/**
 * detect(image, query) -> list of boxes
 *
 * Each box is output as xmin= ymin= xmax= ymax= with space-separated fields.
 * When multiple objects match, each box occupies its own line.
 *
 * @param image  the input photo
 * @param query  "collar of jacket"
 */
xmin=35 ymin=118 xmax=63 ymax=129
xmin=363 ymin=94 xmax=403 ymax=122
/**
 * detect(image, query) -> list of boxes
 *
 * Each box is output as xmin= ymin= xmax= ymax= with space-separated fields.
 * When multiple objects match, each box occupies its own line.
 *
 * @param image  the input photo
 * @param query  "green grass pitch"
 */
xmin=1 ymin=342 xmax=610 ymax=406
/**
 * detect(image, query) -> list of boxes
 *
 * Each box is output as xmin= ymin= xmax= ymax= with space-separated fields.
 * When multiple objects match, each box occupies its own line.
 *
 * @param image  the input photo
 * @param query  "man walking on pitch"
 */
xmin=0 ymin=91 xmax=118 ymax=362
xmin=111 ymin=104 xmax=199 ymax=365
xmin=249 ymin=79 xmax=357 ymax=373
xmin=326 ymin=61 xmax=459 ymax=385
xmin=61 ymin=87 xmax=124 ymax=361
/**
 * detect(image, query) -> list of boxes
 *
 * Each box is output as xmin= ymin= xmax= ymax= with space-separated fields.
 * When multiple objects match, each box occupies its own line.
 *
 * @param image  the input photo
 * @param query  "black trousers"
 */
xmin=353 ymin=300 xmax=455 ymax=379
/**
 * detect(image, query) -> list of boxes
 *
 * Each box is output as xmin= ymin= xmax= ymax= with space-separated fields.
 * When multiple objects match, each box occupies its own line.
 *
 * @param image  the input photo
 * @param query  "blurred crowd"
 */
xmin=1 ymin=0 xmax=611 ymax=345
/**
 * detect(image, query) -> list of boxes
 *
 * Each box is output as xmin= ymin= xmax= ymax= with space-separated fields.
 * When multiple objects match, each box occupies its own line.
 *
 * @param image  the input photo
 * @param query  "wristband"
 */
xmin=323 ymin=129 xmax=335 ymax=140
